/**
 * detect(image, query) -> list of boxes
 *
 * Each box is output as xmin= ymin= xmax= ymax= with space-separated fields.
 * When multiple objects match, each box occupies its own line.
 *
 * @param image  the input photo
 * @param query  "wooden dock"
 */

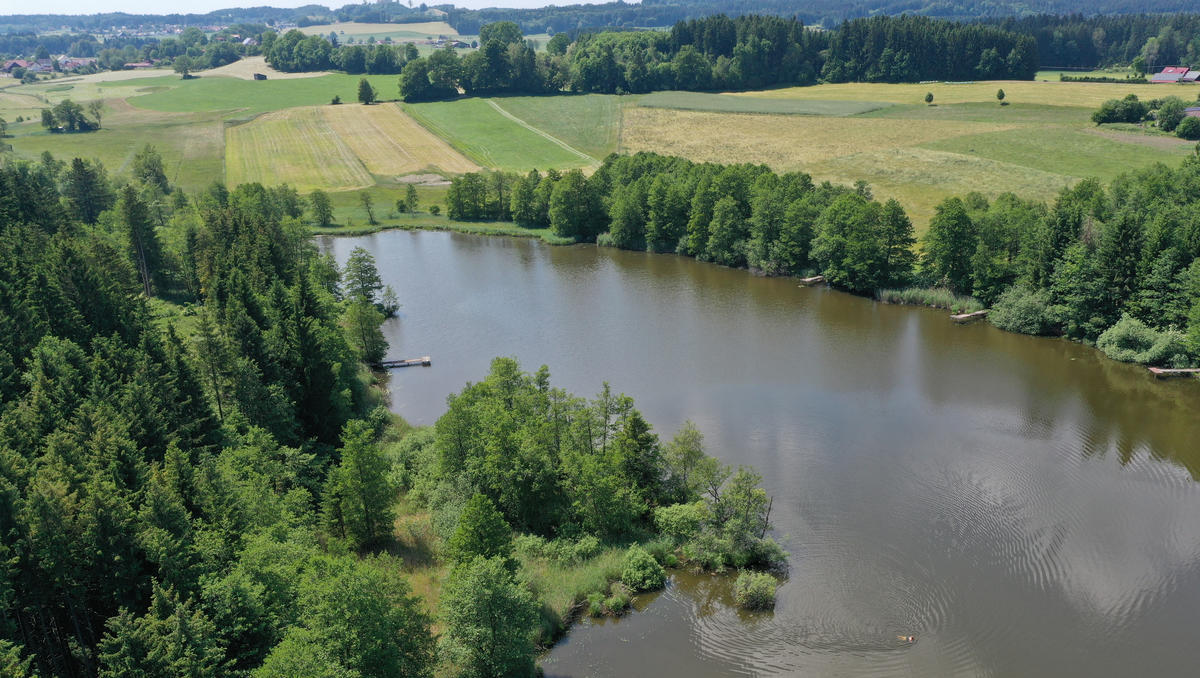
xmin=798 ymin=275 xmax=826 ymax=286
xmin=1148 ymin=367 xmax=1200 ymax=378
xmin=950 ymin=310 xmax=989 ymax=322
xmin=376 ymin=356 xmax=432 ymax=369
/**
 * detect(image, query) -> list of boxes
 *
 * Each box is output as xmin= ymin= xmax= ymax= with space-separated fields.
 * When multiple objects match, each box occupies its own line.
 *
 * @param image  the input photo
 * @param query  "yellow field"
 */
xmin=298 ymin=21 xmax=457 ymax=37
xmin=225 ymin=103 xmax=477 ymax=190
xmin=322 ymin=103 xmax=478 ymax=176
xmin=622 ymin=107 xmax=1019 ymax=168
xmin=203 ymin=56 xmax=329 ymax=80
xmin=736 ymin=80 xmax=1191 ymax=108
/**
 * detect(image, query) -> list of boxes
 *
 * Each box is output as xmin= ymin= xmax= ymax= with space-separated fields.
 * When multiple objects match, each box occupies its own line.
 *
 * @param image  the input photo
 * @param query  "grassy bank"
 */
xmin=878 ymin=287 xmax=984 ymax=314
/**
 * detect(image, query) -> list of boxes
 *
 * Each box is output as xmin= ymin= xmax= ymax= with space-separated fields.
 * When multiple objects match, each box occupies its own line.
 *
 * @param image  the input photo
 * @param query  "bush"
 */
xmin=733 ymin=571 xmax=777 ymax=611
xmin=620 ymin=546 xmax=666 ymax=592
xmin=604 ymin=582 xmax=632 ymax=614
xmin=1096 ymin=314 xmax=1192 ymax=367
xmin=1155 ymin=96 xmax=1187 ymax=132
xmin=586 ymin=592 xmax=605 ymax=617
xmin=989 ymin=286 xmax=1055 ymax=336
xmin=1177 ymin=116 xmax=1200 ymax=141
xmin=1092 ymin=94 xmax=1148 ymax=125
xmin=512 ymin=534 xmax=602 ymax=564
xmin=653 ymin=502 xmax=707 ymax=542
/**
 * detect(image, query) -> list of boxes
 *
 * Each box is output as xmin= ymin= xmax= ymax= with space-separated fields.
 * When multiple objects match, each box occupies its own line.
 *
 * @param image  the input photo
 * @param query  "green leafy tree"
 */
xmin=922 ymin=197 xmax=977 ymax=295
xmin=1156 ymin=96 xmax=1187 ymax=132
xmin=441 ymin=556 xmax=539 ymax=678
xmin=133 ymin=144 xmax=171 ymax=194
xmin=258 ymin=556 xmax=434 ymax=678
xmin=174 ymin=55 xmax=194 ymax=78
xmin=549 ymin=170 xmax=604 ymax=241
xmin=342 ymin=246 xmax=384 ymax=304
xmin=924 ymin=91 xmax=933 ymax=105
xmin=323 ymin=420 xmax=396 ymax=548
xmin=405 ymin=184 xmax=418 ymax=215
xmin=996 ymin=88 xmax=1006 ymax=104
xmin=621 ymin=545 xmax=666 ymax=592
xmin=97 ymin=585 xmax=229 ymax=678
xmin=310 ymin=189 xmax=334 ymax=227
xmin=359 ymin=191 xmax=377 ymax=225
xmin=357 ymin=78 xmax=376 ymax=104
xmin=879 ymin=198 xmax=916 ymax=287
xmin=445 ymin=494 xmax=513 ymax=565
xmin=342 ymin=299 xmax=387 ymax=365
xmin=1176 ymin=116 xmax=1200 ymax=141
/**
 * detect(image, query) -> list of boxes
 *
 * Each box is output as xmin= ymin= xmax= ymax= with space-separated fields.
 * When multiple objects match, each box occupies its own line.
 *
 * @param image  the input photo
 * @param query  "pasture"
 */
xmin=637 ymin=91 xmax=892 ymax=116
xmin=298 ymin=21 xmax=458 ymax=41
xmin=402 ymin=98 xmax=596 ymax=171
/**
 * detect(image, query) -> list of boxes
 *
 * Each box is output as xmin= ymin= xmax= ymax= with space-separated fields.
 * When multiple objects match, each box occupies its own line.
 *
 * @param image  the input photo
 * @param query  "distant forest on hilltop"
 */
xmin=3 ymin=0 xmax=1200 ymax=34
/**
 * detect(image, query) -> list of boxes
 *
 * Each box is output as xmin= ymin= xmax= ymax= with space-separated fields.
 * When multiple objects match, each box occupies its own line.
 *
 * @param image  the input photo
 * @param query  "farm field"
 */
xmin=402 ymin=97 xmax=595 ymax=171
xmin=637 ymin=91 xmax=892 ymax=116
xmin=4 ymin=68 xmax=1197 ymax=228
xmin=488 ymin=94 xmax=623 ymax=159
xmin=226 ymin=103 xmax=478 ymax=190
xmin=298 ymin=21 xmax=458 ymax=39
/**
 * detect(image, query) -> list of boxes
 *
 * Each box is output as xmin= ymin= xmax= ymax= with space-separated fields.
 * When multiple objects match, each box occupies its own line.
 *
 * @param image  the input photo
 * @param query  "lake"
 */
xmin=319 ymin=230 xmax=1200 ymax=678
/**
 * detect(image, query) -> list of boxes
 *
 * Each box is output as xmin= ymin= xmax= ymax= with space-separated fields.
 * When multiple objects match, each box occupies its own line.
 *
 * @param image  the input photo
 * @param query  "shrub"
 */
xmin=1092 ymin=94 xmax=1148 ymax=124
xmin=653 ymin=502 xmax=707 ymax=542
xmin=1155 ymin=96 xmax=1187 ymax=132
xmin=1177 ymin=116 xmax=1200 ymax=141
xmin=604 ymin=582 xmax=631 ymax=614
xmin=989 ymin=286 xmax=1055 ymax=335
xmin=621 ymin=546 xmax=666 ymax=592
xmin=586 ymin=592 xmax=605 ymax=617
xmin=734 ymin=571 xmax=777 ymax=611
xmin=1096 ymin=314 xmax=1192 ymax=367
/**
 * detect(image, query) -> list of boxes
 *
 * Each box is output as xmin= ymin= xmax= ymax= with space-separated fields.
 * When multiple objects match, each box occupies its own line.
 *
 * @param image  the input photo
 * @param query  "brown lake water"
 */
xmin=319 ymin=230 xmax=1200 ymax=678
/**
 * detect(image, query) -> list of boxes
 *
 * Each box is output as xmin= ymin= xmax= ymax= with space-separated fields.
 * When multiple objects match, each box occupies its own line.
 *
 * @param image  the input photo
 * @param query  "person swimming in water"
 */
xmin=897 ymin=635 xmax=915 ymax=643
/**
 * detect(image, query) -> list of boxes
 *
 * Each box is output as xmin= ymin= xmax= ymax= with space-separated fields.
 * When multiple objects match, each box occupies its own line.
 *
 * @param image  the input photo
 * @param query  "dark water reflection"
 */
xmin=319 ymin=231 xmax=1200 ymax=678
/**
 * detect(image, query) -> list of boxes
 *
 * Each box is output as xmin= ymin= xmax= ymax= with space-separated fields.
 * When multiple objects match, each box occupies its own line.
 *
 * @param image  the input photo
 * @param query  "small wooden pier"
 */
xmin=798 ymin=275 xmax=826 ymax=286
xmin=376 ymin=356 xmax=432 ymax=369
xmin=950 ymin=310 xmax=989 ymax=323
xmin=1147 ymin=367 xmax=1200 ymax=379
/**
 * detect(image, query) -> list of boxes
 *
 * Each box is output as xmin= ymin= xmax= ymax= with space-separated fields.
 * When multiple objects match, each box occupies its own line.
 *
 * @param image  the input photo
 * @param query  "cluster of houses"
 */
xmin=1151 ymin=66 xmax=1200 ymax=84
xmin=2 ymin=56 xmax=99 ymax=76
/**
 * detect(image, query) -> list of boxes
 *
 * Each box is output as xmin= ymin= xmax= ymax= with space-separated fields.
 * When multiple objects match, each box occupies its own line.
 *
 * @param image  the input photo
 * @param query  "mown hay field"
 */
xmin=226 ymin=103 xmax=477 ymax=190
xmin=736 ymin=80 xmax=1193 ymax=108
xmin=298 ymin=21 xmax=458 ymax=39
xmin=638 ymin=91 xmax=892 ymax=116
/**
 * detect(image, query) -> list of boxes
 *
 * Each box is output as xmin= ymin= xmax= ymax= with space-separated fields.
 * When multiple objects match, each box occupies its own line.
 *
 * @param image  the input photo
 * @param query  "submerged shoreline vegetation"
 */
xmin=444 ymin=150 xmax=1200 ymax=368
xmin=0 ymin=148 xmax=784 ymax=676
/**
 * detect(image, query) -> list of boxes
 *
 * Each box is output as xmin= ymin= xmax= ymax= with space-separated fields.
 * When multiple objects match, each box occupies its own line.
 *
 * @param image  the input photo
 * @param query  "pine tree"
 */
xmin=120 ymin=184 xmax=165 ymax=297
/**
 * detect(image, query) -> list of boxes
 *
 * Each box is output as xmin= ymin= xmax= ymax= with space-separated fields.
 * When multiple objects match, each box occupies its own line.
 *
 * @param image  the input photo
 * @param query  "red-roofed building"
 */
xmin=1152 ymin=66 xmax=1198 ymax=83
xmin=2 ymin=59 xmax=32 ymax=74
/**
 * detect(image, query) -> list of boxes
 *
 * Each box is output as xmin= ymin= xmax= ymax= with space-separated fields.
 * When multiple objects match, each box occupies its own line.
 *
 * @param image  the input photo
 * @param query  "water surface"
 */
xmin=320 ymin=230 xmax=1200 ymax=678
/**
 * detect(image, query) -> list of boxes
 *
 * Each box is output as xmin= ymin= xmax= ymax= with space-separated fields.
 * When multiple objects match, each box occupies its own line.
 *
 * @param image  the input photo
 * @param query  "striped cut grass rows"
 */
xmin=225 ymin=103 xmax=478 ymax=190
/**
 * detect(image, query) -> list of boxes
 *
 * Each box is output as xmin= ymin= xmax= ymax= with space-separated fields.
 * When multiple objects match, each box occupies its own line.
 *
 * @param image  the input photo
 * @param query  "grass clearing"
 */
xmin=403 ymin=97 xmax=593 ymax=171
xmin=639 ymin=90 xmax=892 ymax=116
xmin=489 ymin=94 xmax=623 ymax=159
xmin=863 ymin=101 xmax=1092 ymax=125
xmin=128 ymin=73 xmax=401 ymax=118
xmin=7 ymin=98 xmax=225 ymax=191
xmin=920 ymin=125 xmax=1192 ymax=179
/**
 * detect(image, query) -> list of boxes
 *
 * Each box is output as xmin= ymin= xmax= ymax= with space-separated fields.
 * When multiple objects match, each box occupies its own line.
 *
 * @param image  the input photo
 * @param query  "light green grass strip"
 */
xmin=486 ymin=99 xmax=596 ymax=164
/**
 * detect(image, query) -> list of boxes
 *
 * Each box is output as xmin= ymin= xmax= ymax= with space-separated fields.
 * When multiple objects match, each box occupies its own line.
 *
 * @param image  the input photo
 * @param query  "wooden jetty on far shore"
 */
xmin=376 ymin=356 xmax=432 ymax=369
xmin=1148 ymin=367 xmax=1200 ymax=378
xmin=798 ymin=275 xmax=826 ymax=286
xmin=950 ymin=309 xmax=989 ymax=322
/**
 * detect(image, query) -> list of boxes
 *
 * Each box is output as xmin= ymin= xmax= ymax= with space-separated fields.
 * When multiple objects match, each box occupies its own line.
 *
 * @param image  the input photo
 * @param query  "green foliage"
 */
xmin=441 ymin=556 xmax=539 ymax=678
xmin=653 ymin=502 xmax=707 ymax=542
xmin=445 ymin=494 xmax=513 ymax=565
xmin=322 ymin=420 xmax=396 ymax=549
xmin=621 ymin=545 xmax=666 ymax=592
xmin=98 ymin=584 xmax=228 ymax=678
xmin=1096 ymin=314 xmax=1192 ymax=367
xmin=1092 ymin=94 xmax=1148 ymax=124
xmin=1155 ymin=96 xmax=1187 ymax=132
xmin=989 ymin=286 xmax=1055 ymax=335
xmin=356 ymin=78 xmax=376 ymax=105
xmin=309 ymin=189 xmax=334 ymax=227
xmin=733 ymin=570 xmax=777 ymax=611
xmin=922 ymin=197 xmax=978 ymax=295
xmin=257 ymin=555 xmax=434 ymax=678
xmin=1177 ymin=116 xmax=1200 ymax=141
xmin=341 ymin=300 xmax=387 ymax=365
